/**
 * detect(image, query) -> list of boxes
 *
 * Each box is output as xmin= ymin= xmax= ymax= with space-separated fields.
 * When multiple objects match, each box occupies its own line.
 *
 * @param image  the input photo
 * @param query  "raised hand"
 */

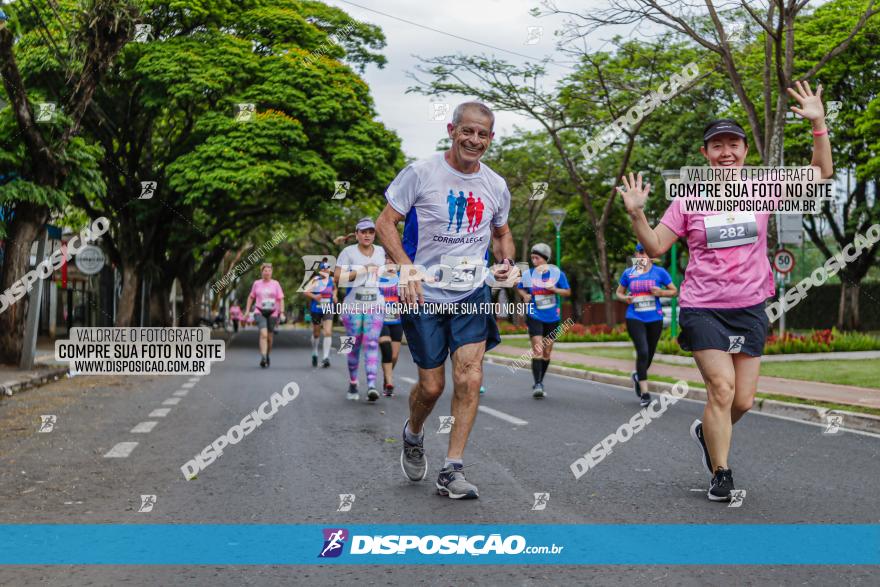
xmin=786 ymin=80 xmax=825 ymax=124
xmin=617 ymin=172 xmax=651 ymax=213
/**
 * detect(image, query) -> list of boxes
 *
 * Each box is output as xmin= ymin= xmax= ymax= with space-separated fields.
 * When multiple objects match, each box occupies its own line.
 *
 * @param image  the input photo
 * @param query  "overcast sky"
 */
xmin=324 ymin=0 xmax=625 ymax=160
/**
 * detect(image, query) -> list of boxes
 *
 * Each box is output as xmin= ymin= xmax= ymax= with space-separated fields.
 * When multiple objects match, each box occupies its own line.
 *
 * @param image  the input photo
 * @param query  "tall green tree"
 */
xmin=786 ymin=0 xmax=880 ymax=328
xmin=0 ymin=0 xmax=136 ymax=363
xmin=71 ymin=0 xmax=403 ymax=325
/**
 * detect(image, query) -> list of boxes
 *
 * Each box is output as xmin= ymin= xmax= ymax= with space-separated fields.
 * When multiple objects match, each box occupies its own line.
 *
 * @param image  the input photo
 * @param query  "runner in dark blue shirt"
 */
xmin=616 ymin=243 xmax=677 ymax=407
xmin=516 ymin=243 xmax=570 ymax=399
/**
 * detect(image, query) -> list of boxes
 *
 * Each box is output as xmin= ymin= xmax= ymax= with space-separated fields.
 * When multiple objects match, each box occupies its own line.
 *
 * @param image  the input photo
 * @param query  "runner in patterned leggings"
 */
xmin=334 ymin=218 xmax=387 ymax=402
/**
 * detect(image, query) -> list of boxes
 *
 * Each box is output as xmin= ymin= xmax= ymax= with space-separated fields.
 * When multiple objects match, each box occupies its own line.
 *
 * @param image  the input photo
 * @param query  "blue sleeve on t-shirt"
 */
xmin=619 ymin=268 xmax=631 ymax=288
xmin=556 ymin=271 xmax=570 ymax=290
xmin=655 ymin=267 xmax=672 ymax=286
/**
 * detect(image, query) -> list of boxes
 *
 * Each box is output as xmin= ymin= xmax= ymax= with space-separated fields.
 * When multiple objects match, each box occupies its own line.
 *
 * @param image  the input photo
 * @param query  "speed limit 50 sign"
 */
xmin=773 ymin=249 xmax=796 ymax=274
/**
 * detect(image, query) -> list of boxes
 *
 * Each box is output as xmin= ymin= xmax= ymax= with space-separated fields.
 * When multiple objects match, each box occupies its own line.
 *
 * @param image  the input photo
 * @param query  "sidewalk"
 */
xmin=490 ymin=343 xmax=880 ymax=410
xmin=0 ymin=342 xmax=68 ymax=398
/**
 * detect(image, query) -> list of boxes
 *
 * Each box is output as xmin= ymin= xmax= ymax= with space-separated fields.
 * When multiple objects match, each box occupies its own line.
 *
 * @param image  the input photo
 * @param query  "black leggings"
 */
xmin=626 ymin=318 xmax=663 ymax=382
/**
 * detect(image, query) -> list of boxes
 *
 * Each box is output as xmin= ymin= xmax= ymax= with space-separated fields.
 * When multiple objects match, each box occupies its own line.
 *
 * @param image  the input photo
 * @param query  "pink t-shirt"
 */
xmin=249 ymin=279 xmax=284 ymax=317
xmin=229 ymin=305 xmax=242 ymax=320
xmin=660 ymin=200 xmax=774 ymax=308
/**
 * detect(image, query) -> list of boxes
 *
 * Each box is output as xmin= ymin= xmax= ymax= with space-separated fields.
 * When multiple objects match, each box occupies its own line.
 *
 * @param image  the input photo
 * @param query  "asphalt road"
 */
xmin=0 ymin=328 xmax=877 ymax=585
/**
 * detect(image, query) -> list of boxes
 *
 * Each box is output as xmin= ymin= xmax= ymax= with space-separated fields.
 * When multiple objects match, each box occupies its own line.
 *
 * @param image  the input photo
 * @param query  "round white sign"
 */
xmin=75 ymin=245 xmax=105 ymax=275
xmin=772 ymin=249 xmax=795 ymax=274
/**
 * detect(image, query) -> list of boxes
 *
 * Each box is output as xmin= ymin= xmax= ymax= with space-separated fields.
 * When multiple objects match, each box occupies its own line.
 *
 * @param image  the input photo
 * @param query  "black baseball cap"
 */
xmin=703 ymin=119 xmax=747 ymax=142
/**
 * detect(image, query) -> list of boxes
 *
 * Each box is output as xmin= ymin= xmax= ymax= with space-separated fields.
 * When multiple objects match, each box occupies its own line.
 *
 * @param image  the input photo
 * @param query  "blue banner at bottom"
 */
xmin=0 ymin=524 xmax=877 ymax=565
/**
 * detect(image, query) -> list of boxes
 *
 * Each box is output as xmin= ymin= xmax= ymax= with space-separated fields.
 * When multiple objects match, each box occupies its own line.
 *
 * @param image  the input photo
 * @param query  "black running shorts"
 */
xmin=677 ymin=302 xmax=769 ymax=357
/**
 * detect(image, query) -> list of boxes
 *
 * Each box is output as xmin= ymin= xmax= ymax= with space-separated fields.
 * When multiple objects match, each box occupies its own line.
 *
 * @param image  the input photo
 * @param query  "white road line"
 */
xmin=130 ymin=421 xmax=157 ymax=434
xmin=486 ymin=363 xmax=880 ymax=440
xmin=188 ymin=377 xmax=201 ymax=383
xmin=104 ymin=442 xmax=138 ymax=458
xmin=162 ymin=397 xmax=181 ymax=406
xmin=400 ymin=376 xmax=417 ymax=384
xmin=173 ymin=389 xmax=189 ymax=397
xmin=181 ymin=382 xmax=196 ymax=389
xmin=478 ymin=405 xmax=528 ymax=425
xmin=149 ymin=408 xmax=171 ymax=418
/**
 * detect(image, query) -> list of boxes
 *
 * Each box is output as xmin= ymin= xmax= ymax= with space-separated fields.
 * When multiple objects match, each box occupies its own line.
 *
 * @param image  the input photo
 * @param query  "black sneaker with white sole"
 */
xmin=639 ymin=392 xmax=652 ymax=407
xmin=689 ymin=419 xmax=713 ymax=474
xmin=708 ymin=468 xmax=734 ymax=502
xmin=367 ymin=387 xmax=379 ymax=402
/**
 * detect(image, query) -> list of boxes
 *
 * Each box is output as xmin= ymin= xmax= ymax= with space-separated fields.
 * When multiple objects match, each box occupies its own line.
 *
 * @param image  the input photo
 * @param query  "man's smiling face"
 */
xmin=447 ymin=107 xmax=494 ymax=166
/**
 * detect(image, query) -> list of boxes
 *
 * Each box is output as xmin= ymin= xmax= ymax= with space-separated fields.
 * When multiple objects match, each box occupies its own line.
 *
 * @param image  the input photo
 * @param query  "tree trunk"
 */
xmin=180 ymin=281 xmax=203 ymax=327
xmin=837 ymin=282 xmax=860 ymax=331
xmin=149 ymin=280 xmax=171 ymax=327
xmin=0 ymin=203 xmax=49 ymax=364
xmin=595 ymin=232 xmax=614 ymax=325
xmin=115 ymin=263 xmax=141 ymax=327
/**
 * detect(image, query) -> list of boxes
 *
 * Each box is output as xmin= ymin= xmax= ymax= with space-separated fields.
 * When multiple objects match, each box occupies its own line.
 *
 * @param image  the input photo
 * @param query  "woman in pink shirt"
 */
xmin=618 ymin=82 xmax=833 ymax=502
xmin=243 ymin=263 xmax=285 ymax=368
xmin=229 ymin=303 xmax=243 ymax=333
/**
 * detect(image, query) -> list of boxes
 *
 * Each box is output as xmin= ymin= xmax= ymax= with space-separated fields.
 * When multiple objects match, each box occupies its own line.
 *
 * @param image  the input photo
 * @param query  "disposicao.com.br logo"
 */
xmin=319 ymin=528 xmax=563 ymax=557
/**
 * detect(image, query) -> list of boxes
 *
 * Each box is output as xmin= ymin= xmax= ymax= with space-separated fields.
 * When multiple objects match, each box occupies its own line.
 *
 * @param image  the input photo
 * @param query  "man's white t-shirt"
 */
xmin=384 ymin=153 xmax=511 ymax=303
xmin=336 ymin=244 xmax=386 ymax=311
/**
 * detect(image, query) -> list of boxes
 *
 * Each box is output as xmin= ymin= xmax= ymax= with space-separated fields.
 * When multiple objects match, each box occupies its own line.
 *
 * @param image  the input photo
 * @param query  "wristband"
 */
xmin=812 ymin=128 xmax=828 ymax=137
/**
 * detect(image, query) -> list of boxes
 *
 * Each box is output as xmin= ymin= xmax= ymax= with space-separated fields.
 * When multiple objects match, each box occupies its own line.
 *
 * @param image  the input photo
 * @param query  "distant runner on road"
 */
xmin=516 ymin=243 xmax=571 ymax=399
xmin=243 ymin=263 xmax=285 ymax=368
xmin=334 ymin=218 xmax=386 ymax=402
xmin=616 ymin=243 xmax=677 ymax=408
xmin=304 ymin=260 xmax=336 ymax=368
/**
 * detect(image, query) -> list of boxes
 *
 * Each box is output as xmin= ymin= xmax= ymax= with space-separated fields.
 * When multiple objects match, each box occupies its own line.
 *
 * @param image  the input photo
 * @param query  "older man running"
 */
xmin=376 ymin=102 xmax=517 ymax=500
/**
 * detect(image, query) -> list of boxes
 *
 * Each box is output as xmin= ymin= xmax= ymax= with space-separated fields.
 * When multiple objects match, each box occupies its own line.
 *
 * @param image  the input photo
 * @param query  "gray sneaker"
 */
xmin=532 ymin=382 xmax=545 ymax=399
xmin=400 ymin=421 xmax=427 ymax=481
xmin=436 ymin=464 xmax=479 ymax=499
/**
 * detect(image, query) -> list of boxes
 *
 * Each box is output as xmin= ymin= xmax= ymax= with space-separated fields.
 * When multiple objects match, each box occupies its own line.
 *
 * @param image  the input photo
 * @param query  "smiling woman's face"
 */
xmin=700 ymin=134 xmax=748 ymax=167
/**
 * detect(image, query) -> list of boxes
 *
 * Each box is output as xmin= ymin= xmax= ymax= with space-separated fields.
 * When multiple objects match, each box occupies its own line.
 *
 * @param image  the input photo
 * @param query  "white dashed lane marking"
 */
xmin=149 ymin=408 xmax=171 ymax=418
xmin=400 ymin=376 xmax=417 ymax=384
xmin=104 ymin=442 xmax=138 ymax=458
xmin=477 ymin=405 xmax=528 ymax=425
xmin=181 ymin=382 xmax=196 ymax=389
xmin=131 ymin=421 xmax=158 ymax=433
xmin=188 ymin=377 xmax=201 ymax=383
xmin=162 ymin=398 xmax=181 ymax=406
xmin=173 ymin=389 xmax=189 ymax=397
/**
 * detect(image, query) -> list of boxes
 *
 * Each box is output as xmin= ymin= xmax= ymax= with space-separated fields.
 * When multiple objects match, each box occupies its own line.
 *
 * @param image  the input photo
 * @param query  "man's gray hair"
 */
xmin=451 ymin=101 xmax=494 ymax=130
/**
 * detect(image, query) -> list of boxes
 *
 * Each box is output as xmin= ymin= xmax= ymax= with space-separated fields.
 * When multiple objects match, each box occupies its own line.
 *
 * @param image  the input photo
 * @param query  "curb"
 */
xmin=0 ymin=365 xmax=69 ymax=400
xmin=484 ymin=354 xmax=880 ymax=435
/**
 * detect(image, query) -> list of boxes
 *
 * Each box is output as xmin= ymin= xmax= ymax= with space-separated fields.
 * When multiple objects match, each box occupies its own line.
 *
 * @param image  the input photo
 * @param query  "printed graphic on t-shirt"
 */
xmin=437 ymin=188 xmax=490 ymax=244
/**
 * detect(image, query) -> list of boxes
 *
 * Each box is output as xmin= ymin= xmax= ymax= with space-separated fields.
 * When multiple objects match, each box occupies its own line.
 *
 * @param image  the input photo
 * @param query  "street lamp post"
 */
xmin=549 ymin=208 xmax=566 ymax=308
xmin=660 ymin=170 xmax=680 ymax=337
